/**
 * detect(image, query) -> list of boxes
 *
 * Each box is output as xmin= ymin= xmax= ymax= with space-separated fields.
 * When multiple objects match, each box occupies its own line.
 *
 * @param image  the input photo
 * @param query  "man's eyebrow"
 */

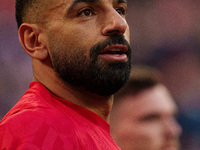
xmin=67 ymin=0 xmax=100 ymax=14
xmin=67 ymin=0 xmax=127 ymax=14
xmin=117 ymin=0 xmax=127 ymax=3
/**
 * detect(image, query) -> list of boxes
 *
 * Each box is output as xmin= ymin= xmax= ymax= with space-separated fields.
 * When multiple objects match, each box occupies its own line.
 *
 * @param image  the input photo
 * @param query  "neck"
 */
xmin=32 ymin=59 xmax=113 ymax=122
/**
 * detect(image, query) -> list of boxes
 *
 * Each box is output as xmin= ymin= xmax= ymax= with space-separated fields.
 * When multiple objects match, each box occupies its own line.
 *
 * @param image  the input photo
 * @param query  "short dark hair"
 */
xmin=15 ymin=0 xmax=37 ymax=28
xmin=115 ymin=65 xmax=163 ymax=100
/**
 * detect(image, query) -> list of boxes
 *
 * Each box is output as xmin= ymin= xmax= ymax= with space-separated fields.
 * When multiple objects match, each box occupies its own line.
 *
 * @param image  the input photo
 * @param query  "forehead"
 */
xmin=46 ymin=0 xmax=127 ymax=8
xmin=41 ymin=0 xmax=128 ymax=23
xmin=121 ymin=85 xmax=177 ymax=117
xmin=62 ymin=0 xmax=127 ymax=3
xmin=42 ymin=0 xmax=127 ymax=17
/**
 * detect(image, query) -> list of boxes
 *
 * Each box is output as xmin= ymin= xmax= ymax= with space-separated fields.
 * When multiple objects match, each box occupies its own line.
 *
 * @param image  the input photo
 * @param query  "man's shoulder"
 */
xmin=0 ymin=81 xmax=80 ymax=132
xmin=0 ymin=107 xmax=79 ymax=149
xmin=0 ymin=103 xmax=76 ymax=131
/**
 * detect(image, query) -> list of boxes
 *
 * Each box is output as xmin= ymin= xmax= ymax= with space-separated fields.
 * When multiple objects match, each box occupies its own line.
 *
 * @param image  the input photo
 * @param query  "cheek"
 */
xmin=63 ymin=30 xmax=96 ymax=57
xmin=115 ymin=128 xmax=154 ymax=150
xmin=46 ymin=23 xmax=94 ymax=62
xmin=48 ymin=25 xmax=82 ymax=47
xmin=127 ymin=125 xmax=163 ymax=149
xmin=116 ymin=124 xmax=151 ymax=144
xmin=125 ymin=25 xmax=130 ymax=43
xmin=137 ymin=125 xmax=164 ymax=149
xmin=65 ymin=24 xmax=97 ymax=44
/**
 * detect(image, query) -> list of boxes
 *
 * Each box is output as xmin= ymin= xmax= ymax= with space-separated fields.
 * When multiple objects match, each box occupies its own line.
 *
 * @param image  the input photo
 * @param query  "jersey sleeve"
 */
xmin=0 ymin=109 xmax=79 ymax=150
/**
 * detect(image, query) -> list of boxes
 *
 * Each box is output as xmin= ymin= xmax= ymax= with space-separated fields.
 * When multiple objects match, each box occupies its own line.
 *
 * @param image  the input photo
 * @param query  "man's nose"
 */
xmin=101 ymin=9 xmax=128 ymax=36
xmin=165 ymin=118 xmax=183 ymax=138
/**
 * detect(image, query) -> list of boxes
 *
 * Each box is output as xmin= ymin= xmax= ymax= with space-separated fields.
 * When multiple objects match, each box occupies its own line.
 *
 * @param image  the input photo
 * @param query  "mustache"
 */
xmin=90 ymin=34 xmax=131 ymax=56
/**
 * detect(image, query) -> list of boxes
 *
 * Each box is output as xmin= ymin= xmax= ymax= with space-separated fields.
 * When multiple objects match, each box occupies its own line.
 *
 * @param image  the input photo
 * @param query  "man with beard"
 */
xmin=110 ymin=66 xmax=182 ymax=150
xmin=0 ymin=0 xmax=131 ymax=149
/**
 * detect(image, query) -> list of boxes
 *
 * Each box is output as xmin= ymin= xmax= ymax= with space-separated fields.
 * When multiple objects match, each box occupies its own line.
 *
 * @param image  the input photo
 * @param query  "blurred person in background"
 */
xmin=110 ymin=66 xmax=182 ymax=150
xmin=146 ymin=43 xmax=200 ymax=150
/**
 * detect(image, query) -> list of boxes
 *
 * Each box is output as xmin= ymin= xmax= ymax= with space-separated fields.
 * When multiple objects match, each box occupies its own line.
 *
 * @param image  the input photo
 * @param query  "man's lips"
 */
xmin=98 ymin=44 xmax=128 ymax=62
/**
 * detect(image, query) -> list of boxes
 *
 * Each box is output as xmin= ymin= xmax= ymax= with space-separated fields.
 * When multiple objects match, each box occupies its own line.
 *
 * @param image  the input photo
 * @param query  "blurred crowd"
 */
xmin=1 ymin=0 xmax=200 ymax=149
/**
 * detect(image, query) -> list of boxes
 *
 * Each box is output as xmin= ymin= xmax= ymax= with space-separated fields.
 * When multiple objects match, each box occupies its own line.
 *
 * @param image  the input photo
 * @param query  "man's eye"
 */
xmin=78 ymin=8 xmax=94 ymax=17
xmin=115 ymin=7 xmax=126 ymax=16
xmin=139 ymin=113 xmax=161 ymax=123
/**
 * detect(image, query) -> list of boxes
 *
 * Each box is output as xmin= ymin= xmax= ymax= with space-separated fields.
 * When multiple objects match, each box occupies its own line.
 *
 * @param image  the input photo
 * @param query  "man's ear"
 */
xmin=18 ymin=23 xmax=48 ymax=60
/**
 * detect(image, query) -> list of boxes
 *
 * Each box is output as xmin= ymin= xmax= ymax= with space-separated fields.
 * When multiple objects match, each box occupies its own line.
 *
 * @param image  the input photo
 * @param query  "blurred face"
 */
xmin=111 ymin=85 xmax=182 ymax=150
xmin=41 ymin=0 xmax=131 ymax=96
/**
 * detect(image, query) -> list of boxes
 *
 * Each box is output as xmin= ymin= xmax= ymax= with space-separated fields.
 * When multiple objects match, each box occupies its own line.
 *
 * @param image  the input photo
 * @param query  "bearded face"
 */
xmin=49 ymin=34 xmax=131 ymax=96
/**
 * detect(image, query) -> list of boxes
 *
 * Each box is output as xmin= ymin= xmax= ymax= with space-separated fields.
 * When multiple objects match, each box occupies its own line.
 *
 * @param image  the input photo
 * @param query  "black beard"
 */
xmin=53 ymin=34 xmax=132 ymax=96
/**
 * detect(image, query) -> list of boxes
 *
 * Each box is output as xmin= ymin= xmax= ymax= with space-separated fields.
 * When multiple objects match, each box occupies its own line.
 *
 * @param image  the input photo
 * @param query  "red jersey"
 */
xmin=0 ymin=82 xmax=120 ymax=150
